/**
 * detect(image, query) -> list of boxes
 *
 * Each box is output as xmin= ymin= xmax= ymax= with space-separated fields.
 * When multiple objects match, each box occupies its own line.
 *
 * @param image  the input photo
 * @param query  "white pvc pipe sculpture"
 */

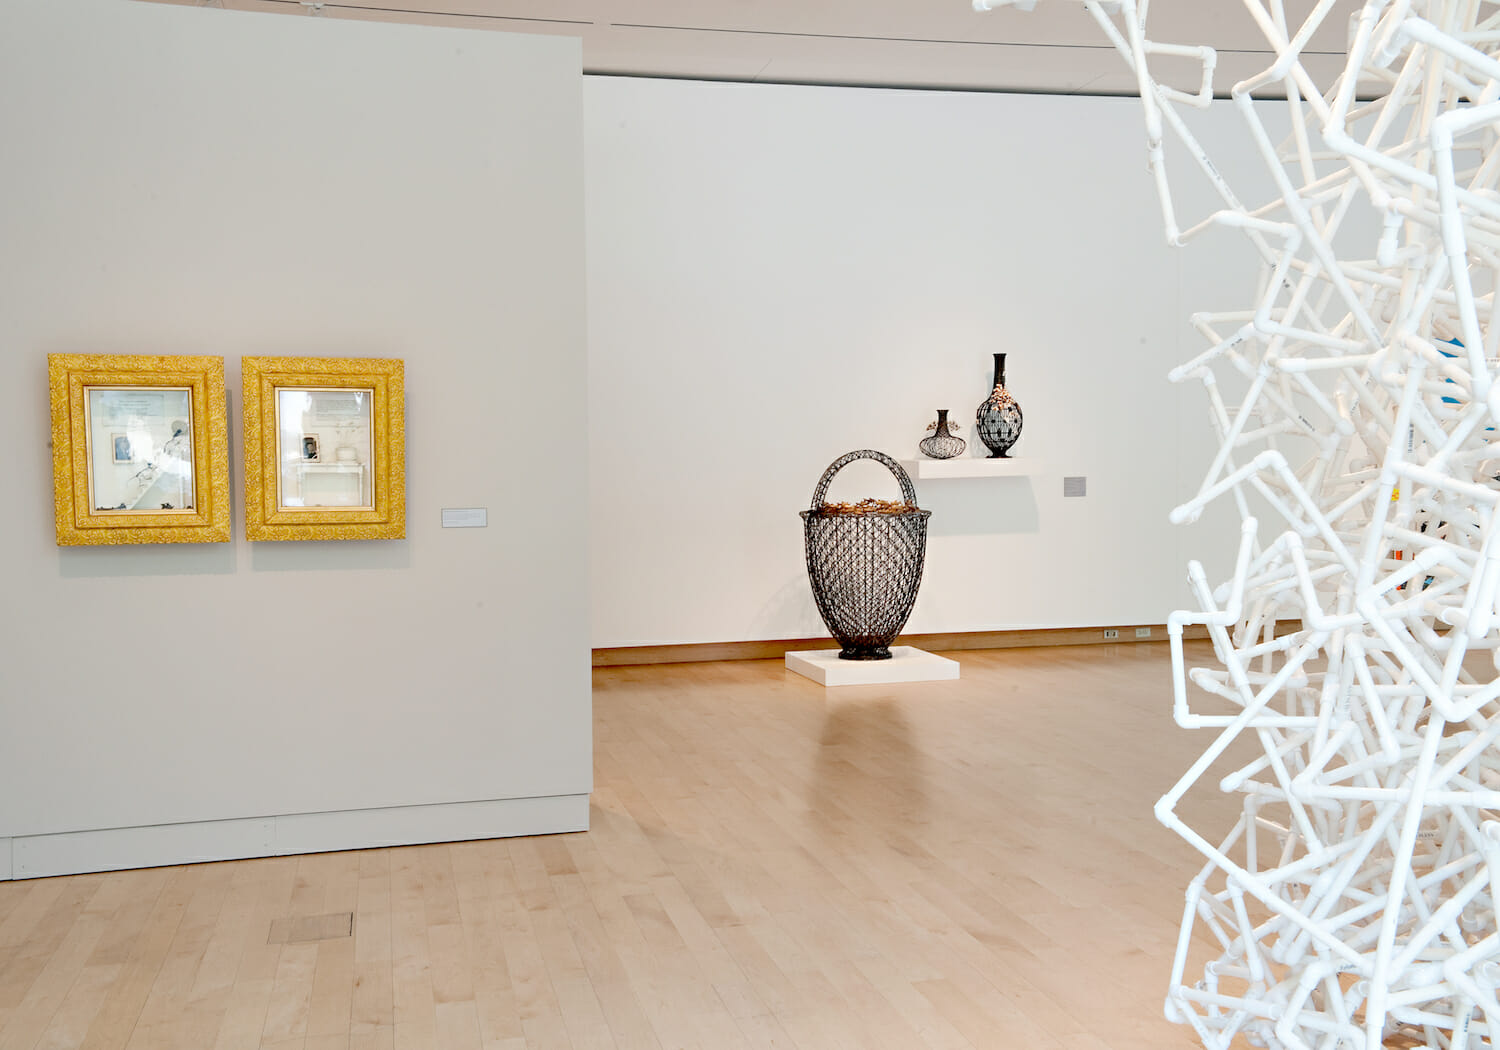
xmin=974 ymin=2 xmax=1500 ymax=1048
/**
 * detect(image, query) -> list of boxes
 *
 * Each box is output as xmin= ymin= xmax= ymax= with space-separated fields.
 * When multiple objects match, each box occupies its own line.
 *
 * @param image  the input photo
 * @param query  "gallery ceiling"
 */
xmin=151 ymin=0 xmax=1365 ymax=96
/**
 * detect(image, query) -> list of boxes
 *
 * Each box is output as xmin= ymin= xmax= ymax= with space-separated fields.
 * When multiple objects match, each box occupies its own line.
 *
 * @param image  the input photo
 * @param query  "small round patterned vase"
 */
xmin=919 ymin=409 xmax=966 ymax=459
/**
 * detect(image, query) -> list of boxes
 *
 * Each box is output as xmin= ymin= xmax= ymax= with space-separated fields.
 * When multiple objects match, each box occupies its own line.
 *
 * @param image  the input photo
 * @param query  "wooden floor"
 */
xmin=0 ymin=641 xmax=1247 ymax=1050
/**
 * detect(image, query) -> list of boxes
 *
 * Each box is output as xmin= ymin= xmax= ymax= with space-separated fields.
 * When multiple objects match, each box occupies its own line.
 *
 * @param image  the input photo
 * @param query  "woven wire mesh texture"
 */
xmin=800 ymin=450 xmax=931 ymax=661
xmin=975 ymin=386 xmax=1022 ymax=458
xmin=919 ymin=410 xmax=966 ymax=459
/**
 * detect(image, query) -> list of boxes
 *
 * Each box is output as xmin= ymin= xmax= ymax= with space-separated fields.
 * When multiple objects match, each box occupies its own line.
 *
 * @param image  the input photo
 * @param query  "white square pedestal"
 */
xmin=785 ymin=646 xmax=960 ymax=687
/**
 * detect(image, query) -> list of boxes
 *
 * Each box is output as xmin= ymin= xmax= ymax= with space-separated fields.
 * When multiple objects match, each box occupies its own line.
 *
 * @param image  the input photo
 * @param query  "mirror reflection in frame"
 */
xmin=241 ymin=356 xmax=405 ymax=542
xmin=48 ymin=353 xmax=230 ymax=546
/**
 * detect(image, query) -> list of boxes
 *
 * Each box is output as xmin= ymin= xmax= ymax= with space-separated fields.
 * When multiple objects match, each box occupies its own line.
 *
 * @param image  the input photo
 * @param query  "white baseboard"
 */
xmin=13 ymin=818 xmax=275 ymax=880
xmin=271 ymin=794 xmax=588 ymax=857
xmin=4 ymin=794 xmax=590 ymax=880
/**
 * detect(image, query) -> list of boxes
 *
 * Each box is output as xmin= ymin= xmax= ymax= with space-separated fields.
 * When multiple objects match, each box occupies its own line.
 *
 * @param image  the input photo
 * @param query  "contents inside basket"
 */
xmin=815 ymin=498 xmax=919 ymax=516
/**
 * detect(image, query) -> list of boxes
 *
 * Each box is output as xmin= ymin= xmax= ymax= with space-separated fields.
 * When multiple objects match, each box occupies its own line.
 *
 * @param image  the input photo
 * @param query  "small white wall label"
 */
xmin=441 ymin=508 xmax=488 ymax=528
xmin=1063 ymin=476 xmax=1087 ymax=497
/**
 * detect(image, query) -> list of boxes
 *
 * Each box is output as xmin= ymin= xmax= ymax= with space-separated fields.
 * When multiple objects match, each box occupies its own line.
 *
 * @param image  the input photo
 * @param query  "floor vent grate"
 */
xmin=267 ymin=911 xmax=354 ymax=944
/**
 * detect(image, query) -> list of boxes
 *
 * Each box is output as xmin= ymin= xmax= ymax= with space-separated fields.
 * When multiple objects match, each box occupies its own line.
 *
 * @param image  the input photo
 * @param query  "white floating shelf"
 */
xmin=899 ymin=458 xmax=1036 ymax=479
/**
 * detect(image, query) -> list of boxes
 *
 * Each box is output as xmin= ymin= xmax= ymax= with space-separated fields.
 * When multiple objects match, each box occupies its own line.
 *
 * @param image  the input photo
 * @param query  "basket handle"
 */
xmin=809 ymin=449 xmax=918 ymax=510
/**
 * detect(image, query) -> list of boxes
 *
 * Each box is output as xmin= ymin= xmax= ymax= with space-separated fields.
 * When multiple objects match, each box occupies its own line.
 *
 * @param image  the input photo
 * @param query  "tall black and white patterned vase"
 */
xmin=918 ymin=408 xmax=966 ymax=459
xmin=975 ymin=353 xmax=1023 ymax=458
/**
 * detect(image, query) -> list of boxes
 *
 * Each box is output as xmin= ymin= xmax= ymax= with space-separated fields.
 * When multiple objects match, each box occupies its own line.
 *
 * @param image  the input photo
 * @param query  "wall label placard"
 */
xmin=441 ymin=508 xmax=488 ymax=528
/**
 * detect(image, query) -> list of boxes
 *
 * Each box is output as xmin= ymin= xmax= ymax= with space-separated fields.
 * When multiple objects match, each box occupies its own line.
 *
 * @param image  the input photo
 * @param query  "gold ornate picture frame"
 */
xmin=49 ymin=354 xmax=231 ymax=546
xmin=242 ymin=356 xmax=406 ymax=541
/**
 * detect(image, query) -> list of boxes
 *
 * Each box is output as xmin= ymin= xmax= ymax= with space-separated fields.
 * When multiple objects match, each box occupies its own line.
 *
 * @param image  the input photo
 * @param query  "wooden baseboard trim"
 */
xmin=591 ymin=622 xmax=1295 ymax=667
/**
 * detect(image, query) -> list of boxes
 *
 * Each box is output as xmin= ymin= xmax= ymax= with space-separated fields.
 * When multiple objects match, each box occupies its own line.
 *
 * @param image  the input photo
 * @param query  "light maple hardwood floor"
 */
xmin=0 ymin=642 xmax=1249 ymax=1050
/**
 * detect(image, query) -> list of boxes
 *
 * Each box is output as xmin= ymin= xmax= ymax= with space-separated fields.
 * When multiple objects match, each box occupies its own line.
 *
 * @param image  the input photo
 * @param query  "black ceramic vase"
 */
xmin=975 ymin=353 xmax=1023 ymax=458
xmin=918 ymin=409 xmax=966 ymax=460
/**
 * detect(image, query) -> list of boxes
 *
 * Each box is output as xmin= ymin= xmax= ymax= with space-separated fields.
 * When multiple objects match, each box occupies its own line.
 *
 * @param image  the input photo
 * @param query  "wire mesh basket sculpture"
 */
xmin=800 ymin=450 xmax=932 ymax=660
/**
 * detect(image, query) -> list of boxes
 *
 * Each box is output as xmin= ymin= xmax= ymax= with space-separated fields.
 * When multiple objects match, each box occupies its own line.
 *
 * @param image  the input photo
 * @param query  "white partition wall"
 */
xmin=585 ymin=76 xmax=1267 ymax=648
xmin=0 ymin=0 xmax=590 ymax=878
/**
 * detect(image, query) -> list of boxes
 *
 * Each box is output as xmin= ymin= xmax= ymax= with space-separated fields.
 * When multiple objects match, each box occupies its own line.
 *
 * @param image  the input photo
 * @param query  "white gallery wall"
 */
xmin=0 ymin=1 xmax=590 ymax=878
xmin=585 ymin=76 xmax=1274 ymax=647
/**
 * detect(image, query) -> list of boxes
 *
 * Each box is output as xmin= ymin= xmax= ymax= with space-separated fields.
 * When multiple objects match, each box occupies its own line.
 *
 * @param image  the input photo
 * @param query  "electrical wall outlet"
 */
xmin=1135 ymin=627 xmax=1152 ymax=638
xmin=1103 ymin=628 xmax=1119 ymax=639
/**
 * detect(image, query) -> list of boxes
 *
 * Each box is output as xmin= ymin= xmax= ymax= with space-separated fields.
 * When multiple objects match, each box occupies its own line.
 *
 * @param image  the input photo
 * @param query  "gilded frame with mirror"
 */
xmin=242 ymin=356 xmax=405 ymax=541
xmin=48 ymin=353 xmax=231 ymax=546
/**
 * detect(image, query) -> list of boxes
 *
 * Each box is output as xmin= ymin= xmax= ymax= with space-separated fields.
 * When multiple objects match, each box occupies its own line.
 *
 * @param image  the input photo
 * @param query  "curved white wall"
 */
xmin=585 ymin=77 xmax=1259 ymax=648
